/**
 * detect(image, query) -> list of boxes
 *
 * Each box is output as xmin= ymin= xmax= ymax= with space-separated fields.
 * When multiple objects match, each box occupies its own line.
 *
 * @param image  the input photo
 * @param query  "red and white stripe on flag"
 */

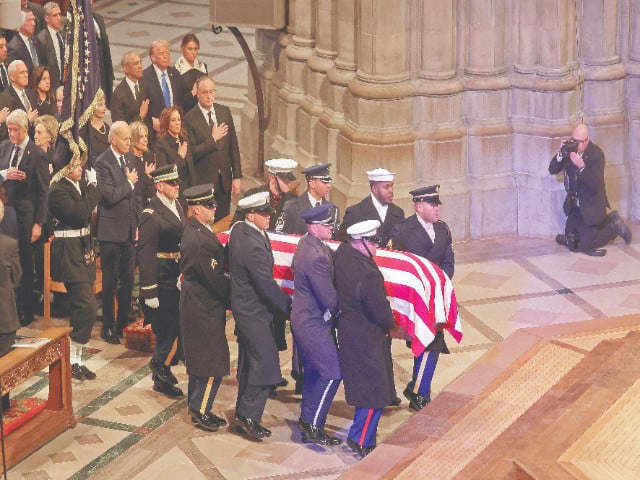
xmin=217 ymin=231 xmax=463 ymax=357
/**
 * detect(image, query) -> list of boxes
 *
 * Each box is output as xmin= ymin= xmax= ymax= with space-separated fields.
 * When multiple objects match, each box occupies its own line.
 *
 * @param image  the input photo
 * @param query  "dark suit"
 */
xmin=154 ymin=135 xmax=195 ymax=186
xmin=278 ymin=192 xmax=339 ymax=237
xmin=48 ymin=178 xmax=101 ymax=344
xmin=36 ymin=27 xmax=63 ymax=90
xmin=229 ymin=222 xmax=290 ymax=421
xmin=338 ymin=195 xmax=404 ymax=248
xmin=0 ymin=138 xmax=49 ymax=325
xmin=111 ymin=78 xmax=149 ymax=124
xmin=7 ymin=34 xmax=43 ymax=83
xmin=142 ymin=64 xmax=183 ymax=145
xmin=0 ymin=92 xmax=13 ymax=142
xmin=549 ymin=141 xmax=616 ymax=251
xmin=94 ymin=148 xmax=140 ymax=331
xmin=179 ymin=216 xmax=230 ymax=414
xmin=138 ymin=194 xmax=185 ymax=368
xmin=0 ymin=63 xmax=9 ymax=92
xmin=93 ymin=13 xmax=114 ymax=106
xmin=4 ymin=85 xmax=38 ymax=113
xmin=0 ymin=233 xmax=21 ymax=355
xmin=132 ymin=151 xmax=156 ymax=210
xmin=184 ymin=103 xmax=241 ymax=221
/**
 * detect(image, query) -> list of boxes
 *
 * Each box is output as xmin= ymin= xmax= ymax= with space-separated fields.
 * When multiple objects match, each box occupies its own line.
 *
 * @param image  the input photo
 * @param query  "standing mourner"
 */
xmin=137 ymin=164 xmax=185 ymax=398
xmin=290 ymin=203 xmax=341 ymax=446
xmin=0 ymin=199 xmax=21 ymax=356
xmin=229 ymin=191 xmax=291 ymax=440
xmin=179 ymin=184 xmax=230 ymax=432
xmin=174 ymin=34 xmax=207 ymax=113
xmin=47 ymin=162 xmax=100 ymax=380
xmin=334 ymin=220 xmax=398 ymax=458
xmin=549 ymin=123 xmax=631 ymax=256
xmin=391 ymin=185 xmax=454 ymax=411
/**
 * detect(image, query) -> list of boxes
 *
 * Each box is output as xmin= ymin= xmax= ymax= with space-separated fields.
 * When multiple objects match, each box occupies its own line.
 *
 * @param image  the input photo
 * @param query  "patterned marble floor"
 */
xmin=6 ymin=1 xmax=640 ymax=478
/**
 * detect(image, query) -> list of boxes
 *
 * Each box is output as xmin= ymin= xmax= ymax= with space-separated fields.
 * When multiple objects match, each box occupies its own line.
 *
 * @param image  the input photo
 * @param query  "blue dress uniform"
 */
xmin=290 ymin=204 xmax=341 ymax=446
xmin=334 ymin=220 xmax=396 ymax=457
xmin=229 ymin=191 xmax=291 ymax=439
xmin=391 ymin=185 xmax=454 ymax=411
xmin=179 ymin=185 xmax=230 ymax=432
xmin=137 ymin=165 xmax=186 ymax=398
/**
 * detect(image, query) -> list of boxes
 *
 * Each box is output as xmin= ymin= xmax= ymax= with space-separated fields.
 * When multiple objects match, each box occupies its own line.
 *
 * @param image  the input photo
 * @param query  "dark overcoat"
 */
xmin=0 ymin=233 xmax=21 ymax=335
xmin=47 ymin=178 xmax=100 ymax=283
xmin=333 ymin=242 xmax=396 ymax=409
xmin=391 ymin=215 xmax=455 ymax=279
xmin=179 ymin=217 xmax=230 ymax=378
xmin=338 ymin=195 xmax=405 ymax=248
xmin=231 ymin=184 xmax=296 ymax=231
xmin=278 ymin=193 xmax=339 ymax=237
xmin=291 ymin=233 xmax=340 ymax=379
xmin=229 ymin=222 xmax=290 ymax=386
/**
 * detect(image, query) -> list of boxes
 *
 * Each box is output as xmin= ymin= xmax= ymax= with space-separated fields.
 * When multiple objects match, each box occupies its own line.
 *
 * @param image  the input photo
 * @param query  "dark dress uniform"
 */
xmin=390 ymin=185 xmax=454 ymax=409
xmin=137 ymin=176 xmax=186 ymax=397
xmin=338 ymin=195 xmax=405 ymax=248
xmin=291 ymin=210 xmax=341 ymax=445
xmin=229 ymin=203 xmax=291 ymax=433
xmin=48 ymin=177 xmax=100 ymax=346
xmin=334 ymin=237 xmax=396 ymax=452
xmin=179 ymin=214 xmax=230 ymax=427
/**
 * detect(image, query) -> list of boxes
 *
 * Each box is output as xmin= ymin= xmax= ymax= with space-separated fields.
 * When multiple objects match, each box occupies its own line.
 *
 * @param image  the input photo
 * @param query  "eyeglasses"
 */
xmin=572 ymin=137 xmax=588 ymax=144
xmin=364 ymin=235 xmax=381 ymax=245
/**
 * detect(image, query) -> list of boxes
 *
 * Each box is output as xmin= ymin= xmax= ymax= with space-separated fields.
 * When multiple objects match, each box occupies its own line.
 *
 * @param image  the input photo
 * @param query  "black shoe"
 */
xmin=276 ymin=377 xmax=288 ymax=388
xmin=208 ymin=412 xmax=227 ymax=427
xmin=608 ymin=211 xmax=632 ymax=245
xmin=390 ymin=395 xmax=402 ymax=407
xmin=152 ymin=380 xmax=183 ymax=398
xmin=79 ymin=365 xmax=97 ymax=380
xmin=403 ymin=386 xmax=430 ymax=411
xmin=583 ymin=248 xmax=607 ymax=257
xmin=234 ymin=414 xmax=269 ymax=439
xmin=189 ymin=408 xmax=219 ymax=432
xmin=316 ymin=428 xmax=342 ymax=446
xmin=149 ymin=358 xmax=178 ymax=385
xmin=556 ymin=233 xmax=579 ymax=251
xmin=347 ymin=438 xmax=375 ymax=458
xmin=71 ymin=363 xmax=86 ymax=381
xmin=298 ymin=418 xmax=319 ymax=443
xmin=100 ymin=327 xmax=120 ymax=345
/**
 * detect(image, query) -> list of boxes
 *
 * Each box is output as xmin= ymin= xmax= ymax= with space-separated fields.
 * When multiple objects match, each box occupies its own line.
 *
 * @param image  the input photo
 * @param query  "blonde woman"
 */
xmin=129 ymin=121 xmax=156 ymax=209
xmin=33 ymin=114 xmax=59 ymax=174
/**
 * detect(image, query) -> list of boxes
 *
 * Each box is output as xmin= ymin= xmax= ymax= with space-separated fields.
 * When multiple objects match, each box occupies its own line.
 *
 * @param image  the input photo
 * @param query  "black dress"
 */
xmin=88 ymin=123 xmax=110 ymax=169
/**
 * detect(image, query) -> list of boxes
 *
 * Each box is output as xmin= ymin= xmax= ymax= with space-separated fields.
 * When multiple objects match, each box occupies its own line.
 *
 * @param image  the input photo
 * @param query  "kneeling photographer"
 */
xmin=549 ymin=123 xmax=631 ymax=256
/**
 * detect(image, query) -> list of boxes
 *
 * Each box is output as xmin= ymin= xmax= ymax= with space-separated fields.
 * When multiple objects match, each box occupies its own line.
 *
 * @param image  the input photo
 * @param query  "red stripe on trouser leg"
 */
xmin=358 ymin=408 xmax=374 ymax=445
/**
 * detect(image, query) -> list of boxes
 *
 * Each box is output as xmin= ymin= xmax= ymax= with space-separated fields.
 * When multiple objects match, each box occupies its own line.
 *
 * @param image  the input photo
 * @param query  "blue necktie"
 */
xmin=161 ymin=72 xmax=171 ymax=106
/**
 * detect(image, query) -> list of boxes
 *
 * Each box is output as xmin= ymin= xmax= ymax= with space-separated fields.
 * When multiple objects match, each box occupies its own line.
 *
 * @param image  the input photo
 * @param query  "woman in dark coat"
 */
xmin=31 ymin=66 xmax=57 ymax=117
xmin=175 ymin=34 xmax=208 ymax=113
xmin=334 ymin=219 xmax=397 ymax=458
xmin=129 ymin=121 xmax=156 ymax=210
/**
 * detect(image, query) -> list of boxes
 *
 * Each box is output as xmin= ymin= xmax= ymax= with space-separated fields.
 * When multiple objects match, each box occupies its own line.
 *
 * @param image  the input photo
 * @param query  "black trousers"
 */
xmin=213 ymin=174 xmax=231 ymax=222
xmin=65 ymin=281 xmax=97 ymax=344
xmin=99 ymin=241 xmax=135 ymax=329
xmin=16 ymin=230 xmax=35 ymax=324
xmin=235 ymin=337 xmax=270 ymax=421
xmin=565 ymin=206 xmax=616 ymax=252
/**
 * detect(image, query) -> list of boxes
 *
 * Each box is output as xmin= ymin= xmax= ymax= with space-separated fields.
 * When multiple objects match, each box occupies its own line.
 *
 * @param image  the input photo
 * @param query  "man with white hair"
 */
xmin=5 ymin=60 xmax=39 ymax=124
xmin=94 ymin=121 xmax=140 ymax=344
xmin=7 ymin=10 xmax=43 ymax=82
xmin=0 ymin=108 xmax=49 ymax=325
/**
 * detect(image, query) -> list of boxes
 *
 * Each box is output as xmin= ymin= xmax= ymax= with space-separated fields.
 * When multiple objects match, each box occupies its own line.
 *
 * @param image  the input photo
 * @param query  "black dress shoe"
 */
xmin=190 ymin=408 xmax=219 ymax=432
xmin=556 ymin=233 xmax=579 ymax=251
xmin=583 ymin=248 xmax=607 ymax=257
xmin=298 ymin=418 xmax=319 ymax=443
xmin=100 ymin=328 xmax=120 ymax=345
xmin=608 ymin=211 xmax=632 ymax=245
xmin=347 ymin=438 xmax=374 ymax=458
xmin=149 ymin=358 xmax=178 ymax=385
xmin=152 ymin=380 xmax=183 ymax=398
xmin=234 ymin=414 xmax=268 ymax=439
xmin=208 ymin=413 xmax=227 ymax=427
xmin=276 ymin=377 xmax=289 ymax=388
xmin=403 ymin=386 xmax=429 ymax=411
xmin=71 ymin=363 xmax=86 ymax=381
xmin=315 ymin=428 xmax=342 ymax=446
xmin=79 ymin=365 xmax=97 ymax=380
xmin=390 ymin=395 xmax=402 ymax=406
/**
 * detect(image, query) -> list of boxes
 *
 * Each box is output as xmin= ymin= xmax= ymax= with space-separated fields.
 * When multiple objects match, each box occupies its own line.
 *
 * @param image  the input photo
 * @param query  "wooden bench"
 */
xmin=0 ymin=327 xmax=76 ymax=468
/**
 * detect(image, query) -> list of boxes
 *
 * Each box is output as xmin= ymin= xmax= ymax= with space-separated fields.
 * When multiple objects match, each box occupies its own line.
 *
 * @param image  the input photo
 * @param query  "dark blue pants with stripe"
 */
xmin=300 ymin=369 xmax=340 ymax=428
xmin=188 ymin=375 xmax=222 ymax=414
xmin=348 ymin=408 xmax=383 ymax=447
xmin=409 ymin=350 xmax=440 ymax=398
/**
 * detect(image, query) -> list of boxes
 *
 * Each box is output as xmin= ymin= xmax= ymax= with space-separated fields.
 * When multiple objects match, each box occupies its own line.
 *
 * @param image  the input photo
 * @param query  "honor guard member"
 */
xmin=138 ymin=164 xmax=186 ymax=398
xmin=229 ymin=191 xmax=292 ymax=440
xmin=47 ymin=163 xmax=100 ymax=380
xmin=180 ymin=184 xmax=230 ymax=432
xmin=391 ymin=184 xmax=453 ymax=411
xmin=338 ymin=168 xmax=405 ymax=249
xmin=232 ymin=158 xmax=298 ymax=370
xmin=291 ymin=203 xmax=341 ymax=446
xmin=334 ymin=220 xmax=398 ymax=458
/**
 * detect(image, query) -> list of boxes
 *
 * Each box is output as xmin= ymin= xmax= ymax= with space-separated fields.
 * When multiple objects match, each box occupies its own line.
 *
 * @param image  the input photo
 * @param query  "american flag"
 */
xmin=219 ymin=231 xmax=463 ymax=357
xmin=52 ymin=0 xmax=102 ymax=177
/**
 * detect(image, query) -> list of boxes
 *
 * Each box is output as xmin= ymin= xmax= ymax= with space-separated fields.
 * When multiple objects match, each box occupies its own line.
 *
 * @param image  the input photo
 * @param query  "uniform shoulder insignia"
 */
xmin=142 ymin=208 xmax=154 ymax=215
xmin=211 ymin=258 xmax=218 ymax=269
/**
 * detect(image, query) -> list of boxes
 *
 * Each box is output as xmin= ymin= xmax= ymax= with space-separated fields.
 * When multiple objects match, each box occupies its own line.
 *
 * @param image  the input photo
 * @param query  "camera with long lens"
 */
xmin=560 ymin=139 xmax=579 ymax=157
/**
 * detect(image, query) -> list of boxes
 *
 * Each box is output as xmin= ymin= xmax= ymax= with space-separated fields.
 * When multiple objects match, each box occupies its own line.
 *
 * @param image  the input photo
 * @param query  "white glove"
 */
xmin=85 ymin=167 xmax=97 ymax=184
xmin=145 ymin=297 xmax=159 ymax=309
xmin=323 ymin=309 xmax=332 ymax=323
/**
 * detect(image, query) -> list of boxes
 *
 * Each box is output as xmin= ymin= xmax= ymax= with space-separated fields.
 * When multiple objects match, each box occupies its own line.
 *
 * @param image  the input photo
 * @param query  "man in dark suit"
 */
xmin=550 ymin=123 xmax=631 ymax=255
xmin=5 ymin=60 xmax=39 ymax=123
xmin=184 ymin=76 xmax=241 ymax=221
xmin=179 ymin=184 xmax=230 ymax=432
xmin=0 ymin=109 xmax=49 ymax=326
xmin=7 ymin=10 xmax=43 ymax=83
xmin=92 ymin=4 xmax=114 ymax=106
xmin=111 ymin=52 xmax=149 ymax=124
xmin=390 ymin=185 xmax=454 ymax=411
xmin=0 ymin=34 xmax=10 ymax=93
xmin=94 ymin=121 xmax=140 ymax=344
xmin=0 ymin=199 xmax=21 ymax=357
xmin=47 ymin=162 xmax=101 ymax=380
xmin=229 ymin=191 xmax=291 ymax=440
xmin=290 ymin=204 xmax=341 ymax=447
xmin=277 ymin=163 xmax=338 ymax=236
xmin=338 ymin=168 xmax=405 ymax=248
xmin=36 ymin=2 xmax=65 ymax=91
xmin=138 ymin=164 xmax=185 ymax=398
xmin=142 ymin=40 xmax=183 ymax=144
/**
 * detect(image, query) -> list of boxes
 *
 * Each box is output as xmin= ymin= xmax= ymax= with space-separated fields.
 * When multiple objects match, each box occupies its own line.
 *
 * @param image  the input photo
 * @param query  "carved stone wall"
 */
xmin=239 ymin=0 xmax=640 ymax=241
